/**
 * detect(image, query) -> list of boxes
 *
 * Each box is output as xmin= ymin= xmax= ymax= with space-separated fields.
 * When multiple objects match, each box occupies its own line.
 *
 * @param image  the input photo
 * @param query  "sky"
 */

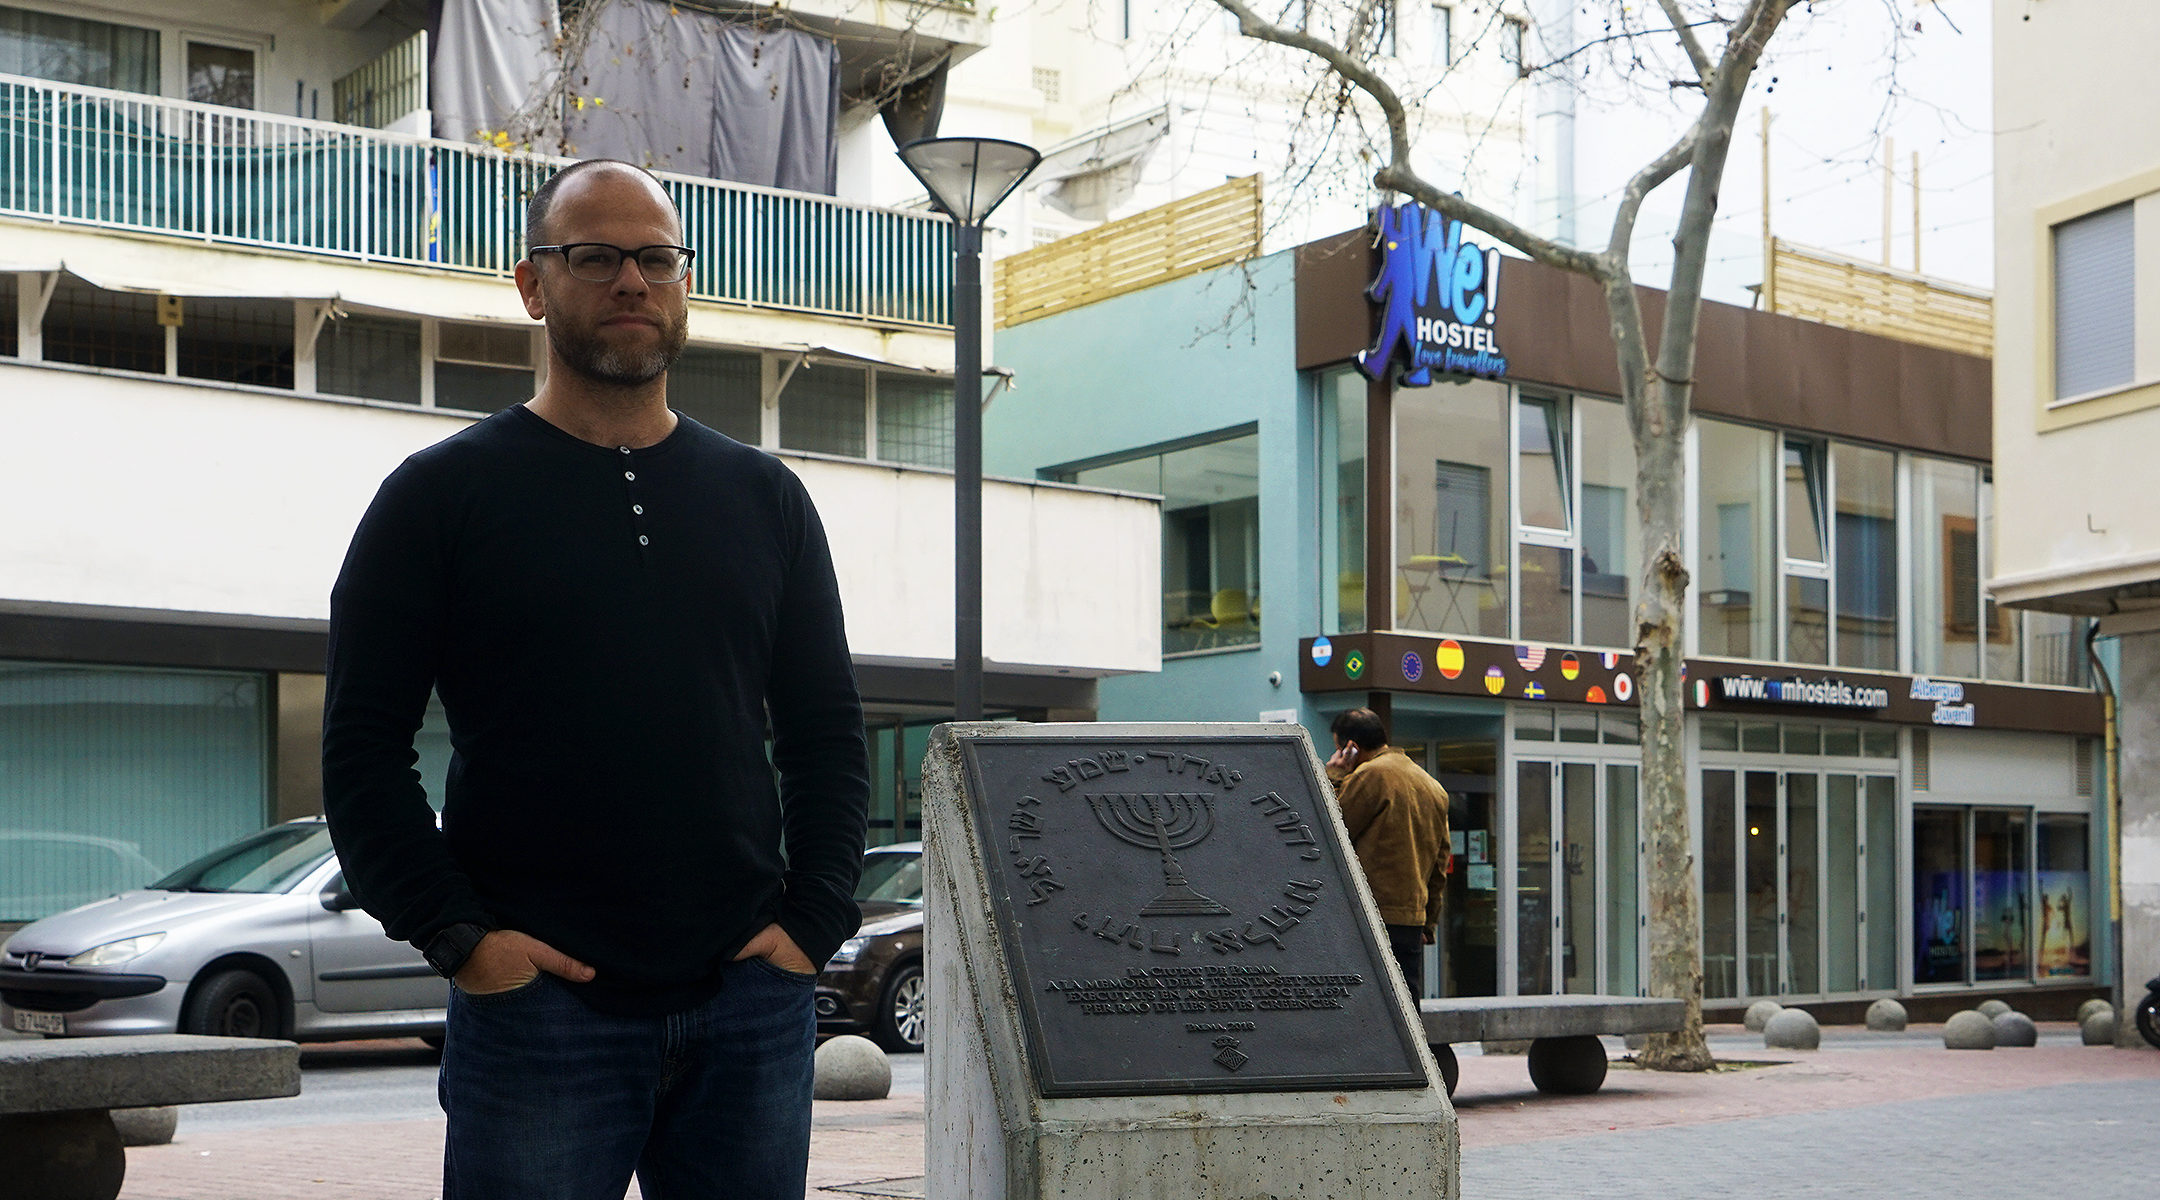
xmin=1560 ymin=0 xmax=1994 ymax=307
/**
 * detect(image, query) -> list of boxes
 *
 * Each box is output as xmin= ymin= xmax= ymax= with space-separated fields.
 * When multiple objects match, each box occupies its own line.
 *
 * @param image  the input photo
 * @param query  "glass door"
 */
xmin=1709 ymin=767 xmax=1885 ymax=999
xmin=1515 ymin=757 xmax=1640 ymax=995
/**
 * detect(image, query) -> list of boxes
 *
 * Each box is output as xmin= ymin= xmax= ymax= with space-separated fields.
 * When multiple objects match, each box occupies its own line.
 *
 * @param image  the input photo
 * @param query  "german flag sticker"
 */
xmin=1560 ymin=652 xmax=1580 ymax=681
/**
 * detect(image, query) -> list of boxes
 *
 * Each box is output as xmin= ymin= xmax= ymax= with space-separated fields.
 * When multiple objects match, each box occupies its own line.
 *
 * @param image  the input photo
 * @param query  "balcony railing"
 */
xmin=0 ymin=72 xmax=952 ymax=328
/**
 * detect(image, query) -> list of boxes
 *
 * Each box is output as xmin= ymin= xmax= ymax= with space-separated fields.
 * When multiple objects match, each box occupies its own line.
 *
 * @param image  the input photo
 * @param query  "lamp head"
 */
xmin=897 ymin=137 xmax=1043 ymax=227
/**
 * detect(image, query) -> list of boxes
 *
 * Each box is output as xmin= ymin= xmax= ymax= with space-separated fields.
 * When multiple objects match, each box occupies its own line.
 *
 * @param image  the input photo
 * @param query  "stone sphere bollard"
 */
xmin=2078 ymin=998 xmax=2114 ymax=1025
xmin=1977 ymin=999 xmax=2013 ymax=1019
xmin=1865 ymin=998 xmax=1908 ymax=1032
xmin=1744 ymin=999 xmax=1784 ymax=1032
xmin=813 ymin=1035 xmax=893 ymax=1101
xmin=2083 ymin=1009 xmax=2117 ymax=1045
xmin=1992 ymin=1011 xmax=2039 ymax=1047
xmin=1944 ymin=1010 xmax=1996 ymax=1050
xmin=1763 ymin=1008 xmax=1821 ymax=1051
xmin=112 ymin=1106 xmax=179 ymax=1146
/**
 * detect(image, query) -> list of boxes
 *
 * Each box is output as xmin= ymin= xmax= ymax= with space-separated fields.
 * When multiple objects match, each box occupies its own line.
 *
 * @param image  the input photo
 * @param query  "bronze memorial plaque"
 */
xmin=960 ymin=732 xmax=1429 ymax=1097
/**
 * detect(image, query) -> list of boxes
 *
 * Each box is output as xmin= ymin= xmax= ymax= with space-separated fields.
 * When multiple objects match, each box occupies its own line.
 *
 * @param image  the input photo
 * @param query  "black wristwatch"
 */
xmin=422 ymin=923 xmax=492 ymax=980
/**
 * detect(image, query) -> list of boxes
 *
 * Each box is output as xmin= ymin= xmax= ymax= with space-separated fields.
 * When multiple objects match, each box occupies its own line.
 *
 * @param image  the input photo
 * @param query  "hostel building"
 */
xmin=990 ymin=208 xmax=2106 ymax=1014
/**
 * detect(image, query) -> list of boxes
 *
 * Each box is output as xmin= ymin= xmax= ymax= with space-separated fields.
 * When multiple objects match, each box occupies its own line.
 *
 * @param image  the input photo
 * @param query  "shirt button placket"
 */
xmin=621 ymin=447 xmax=650 ymax=558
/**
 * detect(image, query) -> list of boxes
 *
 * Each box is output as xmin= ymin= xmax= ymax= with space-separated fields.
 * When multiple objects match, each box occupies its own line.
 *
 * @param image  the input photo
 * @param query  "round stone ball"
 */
xmin=2083 ymin=1009 xmax=2117 ymax=1045
xmin=1992 ymin=1011 xmax=2039 ymax=1047
xmin=1865 ymin=998 xmax=1908 ymax=1032
xmin=1944 ymin=1010 xmax=1997 ymax=1050
xmin=1764 ymin=1007 xmax=1822 ymax=1051
xmin=2078 ymin=998 xmax=2114 ymax=1025
xmin=813 ymin=1034 xmax=892 ymax=1101
xmin=1977 ymin=999 xmax=2013 ymax=1019
xmin=112 ymin=1106 xmax=179 ymax=1147
xmin=1744 ymin=999 xmax=1784 ymax=1032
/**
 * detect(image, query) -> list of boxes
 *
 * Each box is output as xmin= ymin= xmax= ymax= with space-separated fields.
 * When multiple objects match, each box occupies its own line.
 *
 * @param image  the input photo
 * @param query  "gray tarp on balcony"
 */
xmin=562 ymin=1 xmax=839 ymax=195
xmin=427 ymin=0 xmax=557 ymax=144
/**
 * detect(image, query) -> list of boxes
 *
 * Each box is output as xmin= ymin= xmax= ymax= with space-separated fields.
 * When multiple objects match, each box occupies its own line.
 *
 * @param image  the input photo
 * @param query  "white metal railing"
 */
xmin=0 ymin=72 xmax=953 ymax=327
xmin=332 ymin=30 xmax=428 ymax=131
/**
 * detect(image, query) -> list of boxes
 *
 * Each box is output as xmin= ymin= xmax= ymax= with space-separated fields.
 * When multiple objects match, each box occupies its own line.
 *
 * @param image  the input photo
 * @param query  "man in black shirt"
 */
xmin=322 ymin=159 xmax=869 ymax=1200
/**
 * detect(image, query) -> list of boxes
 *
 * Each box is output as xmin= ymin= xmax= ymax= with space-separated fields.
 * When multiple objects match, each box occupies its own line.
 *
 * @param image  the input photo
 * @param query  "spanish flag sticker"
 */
xmin=1436 ymin=639 xmax=1465 ymax=680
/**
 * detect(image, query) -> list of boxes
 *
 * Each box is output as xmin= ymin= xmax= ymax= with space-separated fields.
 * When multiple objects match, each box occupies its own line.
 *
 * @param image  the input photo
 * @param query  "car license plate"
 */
xmin=10 ymin=1009 xmax=64 ymax=1035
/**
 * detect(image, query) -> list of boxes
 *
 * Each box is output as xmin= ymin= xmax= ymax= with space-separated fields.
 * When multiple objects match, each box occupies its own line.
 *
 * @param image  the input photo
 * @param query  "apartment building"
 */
xmin=0 ymin=0 xmax=1158 ymax=926
xmin=1990 ymin=0 xmax=2160 ymax=1031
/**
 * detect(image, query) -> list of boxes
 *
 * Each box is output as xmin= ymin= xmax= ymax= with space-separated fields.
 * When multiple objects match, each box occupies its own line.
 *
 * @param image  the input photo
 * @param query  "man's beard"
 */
xmin=549 ymin=310 xmax=688 ymax=386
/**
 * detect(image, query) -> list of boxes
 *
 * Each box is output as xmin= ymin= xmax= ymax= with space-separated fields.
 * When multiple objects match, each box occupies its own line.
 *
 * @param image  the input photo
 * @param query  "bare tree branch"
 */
xmin=1606 ymin=129 xmax=1700 ymax=269
xmin=1210 ymin=0 xmax=1610 ymax=279
xmin=1655 ymin=0 xmax=1718 ymax=85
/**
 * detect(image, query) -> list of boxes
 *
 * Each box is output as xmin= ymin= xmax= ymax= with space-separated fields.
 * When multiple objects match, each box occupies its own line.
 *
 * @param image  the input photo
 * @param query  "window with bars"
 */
xmin=668 ymin=346 xmax=761 ymax=444
xmin=876 ymin=372 xmax=952 ymax=468
xmin=780 ymin=364 xmax=867 ymax=457
xmin=435 ymin=321 xmax=534 ymax=415
xmin=178 ymin=298 xmax=292 ymax=389
xmin=41 ymin=276 xmax=163 ymax=374
xmin=319 ymin=314 xmax=422 ymax=405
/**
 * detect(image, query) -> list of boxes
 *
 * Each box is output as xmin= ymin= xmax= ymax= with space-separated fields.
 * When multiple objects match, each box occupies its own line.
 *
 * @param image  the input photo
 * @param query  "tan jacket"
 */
xmin=1331 ymin=746 xmax=1451 ymax=930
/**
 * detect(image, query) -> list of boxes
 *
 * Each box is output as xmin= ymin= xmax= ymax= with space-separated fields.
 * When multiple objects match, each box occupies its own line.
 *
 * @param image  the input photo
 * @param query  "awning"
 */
xmin=1026 ymin=107 xmax=1171 ymax=221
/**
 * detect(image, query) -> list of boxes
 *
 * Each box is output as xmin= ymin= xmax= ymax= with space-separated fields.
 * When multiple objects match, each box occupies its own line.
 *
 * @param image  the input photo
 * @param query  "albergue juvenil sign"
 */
xmin=1358 ymin=201 xmax=1510 ymax=385
xmin=960 ymin=733 xmax=1428 ymax=1098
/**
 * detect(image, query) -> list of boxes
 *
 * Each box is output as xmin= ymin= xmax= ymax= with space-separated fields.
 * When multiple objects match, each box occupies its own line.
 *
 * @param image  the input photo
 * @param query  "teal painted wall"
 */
xmin=990 ymin=252 xmax=1333 ymax=731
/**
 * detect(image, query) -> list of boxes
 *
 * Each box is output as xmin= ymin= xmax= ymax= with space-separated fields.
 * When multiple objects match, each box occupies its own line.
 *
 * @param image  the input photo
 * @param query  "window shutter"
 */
xmin=2054 ymin=202 xmax=2135 ymax=400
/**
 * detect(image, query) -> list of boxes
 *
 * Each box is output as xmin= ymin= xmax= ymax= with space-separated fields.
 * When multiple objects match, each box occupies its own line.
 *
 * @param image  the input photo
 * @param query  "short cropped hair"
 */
xmin=1330 ymin=708 xmax=1387 ymax=752
xmin=523 ymin=159 xmax=678 ymax=255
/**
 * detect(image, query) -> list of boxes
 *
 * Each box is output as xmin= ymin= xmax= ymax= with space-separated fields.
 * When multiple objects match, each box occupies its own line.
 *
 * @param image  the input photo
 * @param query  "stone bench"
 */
xmin=1419 ymin=994 xmax=1686 ymax=1097
xmin=0 ymin=1034 xmax=302 ymax=1200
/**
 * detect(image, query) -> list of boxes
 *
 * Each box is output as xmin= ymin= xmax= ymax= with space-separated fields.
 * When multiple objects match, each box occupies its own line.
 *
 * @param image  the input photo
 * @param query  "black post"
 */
xmin=953 ymin=222 xmax=984 ymax=721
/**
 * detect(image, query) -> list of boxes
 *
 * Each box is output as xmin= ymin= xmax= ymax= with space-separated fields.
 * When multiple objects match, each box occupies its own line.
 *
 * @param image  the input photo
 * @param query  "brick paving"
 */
xmin=111 ymin=1024 xmax=2160 ymax=1199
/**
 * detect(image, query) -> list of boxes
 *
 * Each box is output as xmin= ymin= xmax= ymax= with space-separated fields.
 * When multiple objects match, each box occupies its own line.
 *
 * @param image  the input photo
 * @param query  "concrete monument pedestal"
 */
xmin=923 ymin=723 xmax=1457 ymax=1200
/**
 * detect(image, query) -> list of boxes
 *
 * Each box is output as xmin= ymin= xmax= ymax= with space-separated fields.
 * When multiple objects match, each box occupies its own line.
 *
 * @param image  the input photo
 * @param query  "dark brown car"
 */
xmin=815 ymin=842 xmax=924 ymax=1051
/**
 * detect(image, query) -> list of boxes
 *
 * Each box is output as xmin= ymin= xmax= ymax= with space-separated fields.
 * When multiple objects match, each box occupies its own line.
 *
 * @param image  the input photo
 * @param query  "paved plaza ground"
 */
xmin=97 ymin=1024 xmax=2160 ymax=1199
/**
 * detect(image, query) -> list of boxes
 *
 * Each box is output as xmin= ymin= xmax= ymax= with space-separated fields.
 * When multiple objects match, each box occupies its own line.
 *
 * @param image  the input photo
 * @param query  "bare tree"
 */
xmin=1211 ymin=0 xmax=1801 ymax=1070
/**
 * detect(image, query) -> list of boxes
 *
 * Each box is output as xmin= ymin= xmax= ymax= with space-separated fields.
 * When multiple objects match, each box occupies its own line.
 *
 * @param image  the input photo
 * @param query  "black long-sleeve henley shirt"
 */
xmin=322 ymin=405 xmax=869 ymax=1017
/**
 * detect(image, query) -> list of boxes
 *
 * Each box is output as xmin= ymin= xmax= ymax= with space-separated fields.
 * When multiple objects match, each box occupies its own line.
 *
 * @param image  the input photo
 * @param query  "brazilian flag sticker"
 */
xmin=1345 ymin=649 xmax=1366 ymax=680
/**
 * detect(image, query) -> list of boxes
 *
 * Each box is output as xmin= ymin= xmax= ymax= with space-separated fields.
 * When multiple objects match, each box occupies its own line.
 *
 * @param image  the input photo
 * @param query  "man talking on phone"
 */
xmin=1325 ymin=708 xmax=1450 ymax=1000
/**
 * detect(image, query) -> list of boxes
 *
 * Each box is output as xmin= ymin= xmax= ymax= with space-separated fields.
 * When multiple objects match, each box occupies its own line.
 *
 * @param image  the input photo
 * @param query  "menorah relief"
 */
xmin=1086 ymin=792 xmax=1231 ymax=917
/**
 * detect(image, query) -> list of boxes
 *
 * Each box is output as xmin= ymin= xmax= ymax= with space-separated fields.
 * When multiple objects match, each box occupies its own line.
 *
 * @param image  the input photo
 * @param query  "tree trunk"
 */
xmin=1632 ymin=375 xmax=1712 ymax=1071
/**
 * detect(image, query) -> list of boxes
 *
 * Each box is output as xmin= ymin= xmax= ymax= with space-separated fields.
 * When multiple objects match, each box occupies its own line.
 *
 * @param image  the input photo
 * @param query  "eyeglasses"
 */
xmin=529 ymin=242 xmax=696 ymax=284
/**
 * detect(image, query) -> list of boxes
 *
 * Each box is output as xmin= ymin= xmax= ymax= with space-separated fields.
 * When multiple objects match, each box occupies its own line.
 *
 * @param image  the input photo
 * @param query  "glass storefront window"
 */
xmin=1518 ymin=394 xmax=1570 ymax=532
xmin=1912 ymin=457 xmax=1982 ymax=678
xmin=1972 ymin=809 xmax=2029 ymax=980
xmin=1577 ymin=398 xmax=1637 ymax=648
xmin=1517 ymin=544 xmax=1575 ymax=643
xmin=1396 ymin=378 xmax=1509 ymax=635
xmin=1833 ymin=443 xmax=1897 ymax=670
xmin=1913 ymin=806 xmax=1967 ymax=984
xmin=1319 ymin=369 xmax=1367 ymax=633
xmin=1701 ymin=770 xmax=1739 ymax=998
xmin=1979 ymin=474 xmax=2022 ymax=680
xmin=2035 ymin=815 xmax=2091 ymax=978
xmin=1697 ymin=420 xmax=1777 ymax=659
xmin=2026 ymin=612 xmax=2094 ymax=688
xmin=1786 ymin=575 xmax=1830 ymax=665
xmin=0 ymin=661 xmax=267 ymax=923
xmin=1065 ymin=430 xmax=1262 ymax=656
xmin=1783 ymin=438 xmax=1827 ymax=565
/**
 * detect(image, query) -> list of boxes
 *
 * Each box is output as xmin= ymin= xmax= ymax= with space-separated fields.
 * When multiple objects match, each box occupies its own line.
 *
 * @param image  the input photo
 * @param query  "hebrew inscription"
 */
xmin=962 ymin=733 xmax=1428 ymax=1098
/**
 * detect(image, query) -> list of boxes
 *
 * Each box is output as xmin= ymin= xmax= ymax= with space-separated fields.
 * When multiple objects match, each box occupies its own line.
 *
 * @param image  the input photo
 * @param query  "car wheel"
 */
xmin=181 ymin=969 xmax=281 ymax=1039
xmin=873 ymin=962 xmax=925 ymax=1053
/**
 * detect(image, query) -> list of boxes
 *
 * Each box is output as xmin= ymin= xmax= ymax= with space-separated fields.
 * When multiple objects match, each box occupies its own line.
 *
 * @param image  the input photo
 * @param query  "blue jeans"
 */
xmin=439 ymin=957 xmax=816 ymax=1200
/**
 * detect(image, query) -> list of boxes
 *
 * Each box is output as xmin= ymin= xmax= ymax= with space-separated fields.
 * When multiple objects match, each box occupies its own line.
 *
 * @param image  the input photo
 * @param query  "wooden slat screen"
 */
xmin=1766 ymin=238 xmax=1993 ymax=359
xmin=994 ymin=174 xmax=1263 ymax=328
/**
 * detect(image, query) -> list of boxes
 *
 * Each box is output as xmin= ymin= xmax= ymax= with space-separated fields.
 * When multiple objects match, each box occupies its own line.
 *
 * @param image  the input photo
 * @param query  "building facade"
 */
xmin=0 ymin=0 xmax=1157 ymax=928
xmin=1991 ymin=0 xmax=2160 ymax=1033
xmin=992 ymin=212 xmax=2105 ymax=1013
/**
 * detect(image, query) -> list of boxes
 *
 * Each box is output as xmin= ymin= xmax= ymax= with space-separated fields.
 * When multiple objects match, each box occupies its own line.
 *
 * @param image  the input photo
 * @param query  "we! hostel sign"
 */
xmin=1358 ymin=202 xmax=1509 ymax=386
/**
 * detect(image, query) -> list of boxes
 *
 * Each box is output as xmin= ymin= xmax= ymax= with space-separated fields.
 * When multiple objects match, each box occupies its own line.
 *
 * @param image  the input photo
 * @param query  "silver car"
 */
xmin=0 ymin=818 xmax=446 ymax=1043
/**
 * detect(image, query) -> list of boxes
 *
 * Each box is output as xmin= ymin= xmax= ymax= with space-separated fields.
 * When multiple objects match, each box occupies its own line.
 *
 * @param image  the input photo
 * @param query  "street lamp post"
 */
xmin=897 ymin=137 xmax=1041 ymax=721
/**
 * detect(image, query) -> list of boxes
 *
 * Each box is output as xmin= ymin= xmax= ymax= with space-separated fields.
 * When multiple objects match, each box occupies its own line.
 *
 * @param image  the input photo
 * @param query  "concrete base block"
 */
xmin=1865 ymin=999 xmax=1907 ymax=1032
xmin=1743 ymin=1000 xmax=1782 ymax=1032
xmin=0 ymin=1109 xmax=125 ymax=1200
xmin=813 ymin=1036 xmax=892 ymax=1101
xmin=1030 ymin=1109 xmax=1455 ymax=1199
xmin=2083 ymin=1010 xmax=2117 ymax=1045
xmin=1977 ymin=999 xmax=2013 ymax=1019
xmin=1764 ymin=1009 xmax=1821 ymax=1051
xmin=2078 ymin=998 xmax=2114 ymax=1025
xmin=1944 ymin=1011 xmax=1996 ymax=1050
xmin=1991 ymin=1012 xmax=2039 ymax=1047
xmin=111 ymin=1106 xmax=177 ymax=1146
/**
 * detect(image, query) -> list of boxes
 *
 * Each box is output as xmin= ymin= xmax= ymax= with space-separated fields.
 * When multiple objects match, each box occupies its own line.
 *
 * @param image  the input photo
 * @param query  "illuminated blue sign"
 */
xmin=1357 ymin=202 xmax=1508 ymax=386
